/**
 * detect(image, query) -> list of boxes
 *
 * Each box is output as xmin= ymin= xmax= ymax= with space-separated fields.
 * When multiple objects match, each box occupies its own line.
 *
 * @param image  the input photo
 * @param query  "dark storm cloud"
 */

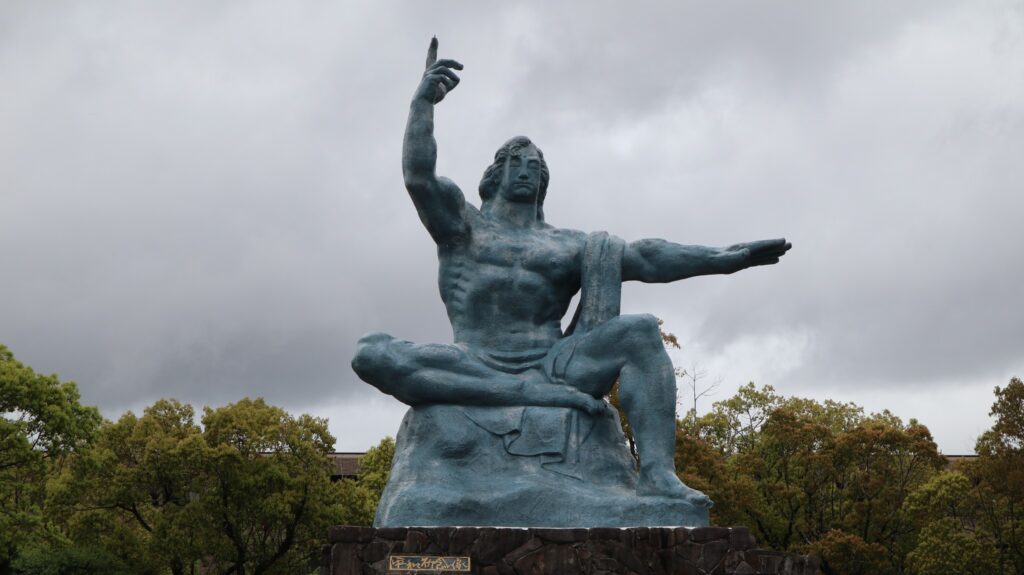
xmin=2 ymin=1 xmax=1022 ymax=451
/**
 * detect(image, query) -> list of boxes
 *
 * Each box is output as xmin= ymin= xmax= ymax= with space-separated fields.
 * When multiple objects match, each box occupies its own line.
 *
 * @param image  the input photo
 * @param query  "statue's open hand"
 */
xmin=719 ymin=238 xmax=792 ymax=274
xmin=571 ymin=390 xmax=611 ymax=417
xmin=415 ymin=37 xmax=462 ymax=104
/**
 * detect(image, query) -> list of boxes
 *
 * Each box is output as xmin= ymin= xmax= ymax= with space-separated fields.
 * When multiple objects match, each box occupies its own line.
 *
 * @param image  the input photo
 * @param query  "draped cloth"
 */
xmin=460 ymin=231 xmax=626 ymax=479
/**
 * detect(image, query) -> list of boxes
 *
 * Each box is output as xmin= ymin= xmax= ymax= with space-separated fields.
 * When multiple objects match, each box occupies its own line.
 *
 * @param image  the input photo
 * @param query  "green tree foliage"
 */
xmin=336 ymin=437 xmax=395 ymax=526
xmin=11 ymin=543 xmax=132 ymax=575
xmin=197 ymin=398 xmax=341 ymax=574
xmin=48 ymin=400 xmax=210 ymax=574
xmin=678 ymin=383 xmax=946 ymax=575
xmin=805 ymin=529 xmax=893 ymax=575
xmin=960 ymin=377 xmax=1024 ymax=573
xmin=52 ymin=397 xmax=343 ymax=575
xmin=0 ymin=345 xmax=102 ymax=573
xmin=904 ymin=470 xmax=1000 ymax=575
xmin=356 ymin=437 xmax=396 ymax=501
xmin=677 ymin=379 xmax=1024 ymax=574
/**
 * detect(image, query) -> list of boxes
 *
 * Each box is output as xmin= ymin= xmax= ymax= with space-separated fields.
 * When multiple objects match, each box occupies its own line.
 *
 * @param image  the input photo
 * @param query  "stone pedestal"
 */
xmin=377 ymin=404 xmax=709 ymax=527
xmin=321 ymin=526 xmax=820 ymax=575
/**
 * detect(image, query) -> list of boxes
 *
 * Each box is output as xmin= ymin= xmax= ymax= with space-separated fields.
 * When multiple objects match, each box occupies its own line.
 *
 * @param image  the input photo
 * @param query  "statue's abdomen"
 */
xmin=439 ymin=256 xmax=566 ymax=350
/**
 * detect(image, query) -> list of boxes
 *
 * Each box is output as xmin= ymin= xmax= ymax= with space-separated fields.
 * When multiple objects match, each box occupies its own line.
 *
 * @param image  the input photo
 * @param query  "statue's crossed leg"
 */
xmin=352 ymin=313 xmax=712 ymax=508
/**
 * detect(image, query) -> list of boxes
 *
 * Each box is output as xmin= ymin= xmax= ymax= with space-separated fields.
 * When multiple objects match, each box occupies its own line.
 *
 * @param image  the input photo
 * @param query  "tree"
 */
xmin=0 ymin=344 xmax=102 ymax=574
xmin=677 ymin=362 xmax=720 ymax=427
xmin=805 ymin=529 xmax=893 ymax=575
xmin=53 ymin=397 xmax=344 ymax=575
xmin=336 ymin=437 xmax=396 ymax=526
xmin=694 ymin=382 xmax=785 ymax=456
xmin=674 ymin=416 xmax=731 ymax=520
xmin=195 ymin=398 xmax=343 ymax=574
xmin=10 ymin=543 xmax=132 ymax=575
xmin=48 ymin=399 xmax=208 ymax=574
xmin=904 ymin=470 xmax=1000 ymax=575
xmin=962 ymin=377 xmax=1024 ymax=573
xmin=826 ymin=412 xmax=945 ymax=572
xmin=676 ymin=383 xmax=946 ymax=574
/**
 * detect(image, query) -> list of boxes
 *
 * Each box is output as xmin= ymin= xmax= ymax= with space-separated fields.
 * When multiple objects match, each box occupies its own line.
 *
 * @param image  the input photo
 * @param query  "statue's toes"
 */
xmin=689 ymin=493 xmax=713 ymax=509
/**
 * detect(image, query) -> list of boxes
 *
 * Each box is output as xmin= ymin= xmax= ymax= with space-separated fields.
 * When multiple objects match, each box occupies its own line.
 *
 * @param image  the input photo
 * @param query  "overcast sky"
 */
xmin=3 ymin=2 xmax=1022 ymax=454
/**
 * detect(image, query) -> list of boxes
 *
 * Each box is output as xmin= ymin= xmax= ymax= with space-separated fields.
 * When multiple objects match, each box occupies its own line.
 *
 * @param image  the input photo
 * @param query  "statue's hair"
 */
xmin=478 ymin=136 xmax=549 ymax=221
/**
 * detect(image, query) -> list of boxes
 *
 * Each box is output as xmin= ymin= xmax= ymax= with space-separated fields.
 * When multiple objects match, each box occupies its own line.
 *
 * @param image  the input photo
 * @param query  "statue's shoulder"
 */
xmin=542 ymin=225 xmax=588 ymax=253
xmin=544 ymin=225 xmax=586 ymax=239
xmin=458 ymin=201 xmax=484 ymax=228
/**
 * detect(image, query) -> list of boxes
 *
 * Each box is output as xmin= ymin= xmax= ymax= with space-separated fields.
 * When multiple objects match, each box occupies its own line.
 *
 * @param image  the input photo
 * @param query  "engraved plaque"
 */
xmin=387 ymin=554 xmax=471 ymax=573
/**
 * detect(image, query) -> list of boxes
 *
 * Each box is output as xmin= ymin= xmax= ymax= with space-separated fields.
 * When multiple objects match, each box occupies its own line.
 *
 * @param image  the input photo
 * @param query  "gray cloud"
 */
xmin=2 ymin=2 xmax=1022 ymax=453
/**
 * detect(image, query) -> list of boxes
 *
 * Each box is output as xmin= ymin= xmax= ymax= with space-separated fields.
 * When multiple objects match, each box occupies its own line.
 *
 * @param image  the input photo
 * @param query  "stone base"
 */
xmin=322 ymin=526 xmax=821 ymax=575
xmin=376 ymin=404 xmax=710 ymax=527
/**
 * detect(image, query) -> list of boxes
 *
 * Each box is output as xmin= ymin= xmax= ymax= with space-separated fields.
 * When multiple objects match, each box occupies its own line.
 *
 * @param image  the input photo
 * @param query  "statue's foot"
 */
xmin=638 ymin=467 xmax=713 ymax=508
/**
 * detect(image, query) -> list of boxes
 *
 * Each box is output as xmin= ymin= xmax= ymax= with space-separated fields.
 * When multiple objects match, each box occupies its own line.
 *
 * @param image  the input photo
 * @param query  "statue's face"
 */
xmin=499 ymin=145 xmax=542 ymax=203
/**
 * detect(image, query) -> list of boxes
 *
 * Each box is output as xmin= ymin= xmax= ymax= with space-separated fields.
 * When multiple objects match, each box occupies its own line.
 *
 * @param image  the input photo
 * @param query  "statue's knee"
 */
xmin=619 ymin=314 xmax=661 ymax=344
xmin=351 ymin=332 xmax=396 ymax=382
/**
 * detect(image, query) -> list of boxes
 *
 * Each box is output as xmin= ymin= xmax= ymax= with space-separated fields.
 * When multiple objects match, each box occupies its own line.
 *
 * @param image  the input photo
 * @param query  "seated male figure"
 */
xmin=352 ymin=40 xmax=791 ymax=507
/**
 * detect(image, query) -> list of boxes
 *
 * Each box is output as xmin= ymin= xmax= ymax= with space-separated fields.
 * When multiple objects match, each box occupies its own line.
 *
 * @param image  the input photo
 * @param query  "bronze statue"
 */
xmin=352 ymin=38 xmax=791 ymax=527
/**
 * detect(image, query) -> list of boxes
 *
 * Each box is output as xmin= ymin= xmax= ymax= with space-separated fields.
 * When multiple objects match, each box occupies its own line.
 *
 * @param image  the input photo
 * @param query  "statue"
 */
xmin=351 ymin=39 xmax=791 ymax=528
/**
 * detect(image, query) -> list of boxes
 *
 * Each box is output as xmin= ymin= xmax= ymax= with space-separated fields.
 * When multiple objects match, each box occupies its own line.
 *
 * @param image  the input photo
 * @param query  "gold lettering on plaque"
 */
xmin=387 ymin=555 xmax=470 ymax=572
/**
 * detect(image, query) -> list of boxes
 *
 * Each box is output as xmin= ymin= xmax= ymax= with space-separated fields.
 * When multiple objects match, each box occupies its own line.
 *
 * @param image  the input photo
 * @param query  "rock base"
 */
xmin=321 ymin=526 xmax=820 ymax=575
xmin=377 ymin=404 xmax=709 ymax=527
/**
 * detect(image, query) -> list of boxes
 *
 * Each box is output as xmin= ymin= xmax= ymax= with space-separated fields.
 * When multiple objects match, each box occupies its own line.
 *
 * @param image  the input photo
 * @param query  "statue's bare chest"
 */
xmin=465 ymin=226 xmax=580 ymax=279
xmin=436 ymin=222 xmax=584 ymax=307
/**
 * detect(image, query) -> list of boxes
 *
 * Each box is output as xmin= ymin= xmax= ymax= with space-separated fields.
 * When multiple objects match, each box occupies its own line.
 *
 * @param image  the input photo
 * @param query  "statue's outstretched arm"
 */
xmin=402 ymin=38 xmax=468 ymax=244
xmin=622 ymin=238 xmax=791 ymax=283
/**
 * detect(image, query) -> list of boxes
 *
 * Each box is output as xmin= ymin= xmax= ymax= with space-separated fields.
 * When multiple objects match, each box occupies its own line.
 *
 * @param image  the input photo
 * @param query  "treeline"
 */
xmin=0 ymin=345 xmax=391 ymax=575
xmin=3 ymin=343 xmax=1023 ymax=574
xmin=671 ymin=381 xmax=1024 ymax=575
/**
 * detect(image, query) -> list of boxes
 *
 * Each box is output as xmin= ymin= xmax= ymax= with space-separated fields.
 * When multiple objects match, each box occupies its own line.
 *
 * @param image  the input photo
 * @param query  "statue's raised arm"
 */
xmin=402 ymin=38 xmax=468 ymax=244
xmin=622 ymin=237 xmax=792 ymax=282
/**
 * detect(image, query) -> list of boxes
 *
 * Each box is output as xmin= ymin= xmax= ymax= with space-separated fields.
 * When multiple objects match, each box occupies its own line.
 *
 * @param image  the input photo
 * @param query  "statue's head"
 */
xmin=479 ymin=136 xmax=550 ymax=221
